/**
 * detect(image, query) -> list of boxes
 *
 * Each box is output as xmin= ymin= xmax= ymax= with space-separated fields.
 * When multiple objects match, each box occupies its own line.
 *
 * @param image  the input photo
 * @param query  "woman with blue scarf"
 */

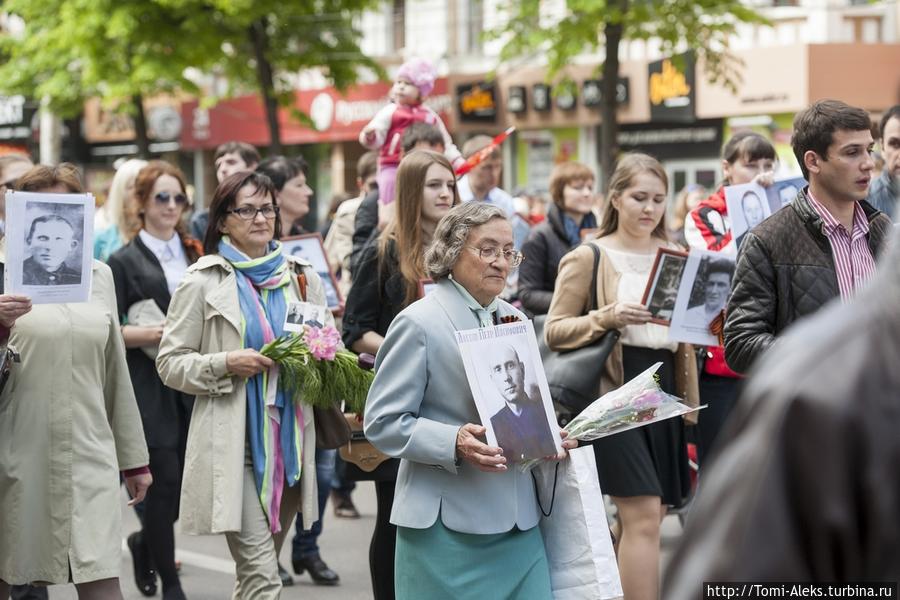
xmin=157 ymin=171 xmax=330 ymax=599
xmin=518 ymin=162 xmax=598 ymax=317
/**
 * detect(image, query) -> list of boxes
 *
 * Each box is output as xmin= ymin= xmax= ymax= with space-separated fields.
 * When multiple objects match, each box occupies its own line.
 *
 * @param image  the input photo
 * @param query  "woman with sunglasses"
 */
xmin=107 ymin=161 xmax=201 ymax=600
xmin=157 ymin=171 xmax=326 ymax=599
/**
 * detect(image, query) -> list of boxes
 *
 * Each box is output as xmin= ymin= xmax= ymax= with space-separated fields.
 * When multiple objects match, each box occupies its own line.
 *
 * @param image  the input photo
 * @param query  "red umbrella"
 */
xmin=454 ymin=127 xmax=516 ymax=177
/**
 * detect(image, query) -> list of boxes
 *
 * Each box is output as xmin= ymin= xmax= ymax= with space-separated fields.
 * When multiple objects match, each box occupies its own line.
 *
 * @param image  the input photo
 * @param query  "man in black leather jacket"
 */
xmin=663 ymin=225 xmax=900 ymax=589
xmin=724 ymin=100 xmax=892 ymax=374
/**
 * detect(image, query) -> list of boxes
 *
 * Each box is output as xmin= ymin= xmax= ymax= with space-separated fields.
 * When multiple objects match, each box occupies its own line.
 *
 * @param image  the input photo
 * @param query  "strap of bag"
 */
xmin=586 ymin=242 xmax=601 ymax=312
xmin=292 ymin=263 xmax=308 ymax=302
xmin=530 ymin=461 xmax=560 ymax=517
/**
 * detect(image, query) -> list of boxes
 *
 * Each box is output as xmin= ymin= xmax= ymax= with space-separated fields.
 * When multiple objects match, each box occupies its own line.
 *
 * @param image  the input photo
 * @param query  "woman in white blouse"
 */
xmin=545 ymin=153 xmax=699 ymax=600
xmin=108 ymin=161 xmax=202 ymax=600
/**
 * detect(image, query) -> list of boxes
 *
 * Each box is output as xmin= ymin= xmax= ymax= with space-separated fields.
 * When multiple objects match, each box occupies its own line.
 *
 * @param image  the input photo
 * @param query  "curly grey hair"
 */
xmin=425 ymin=202 xmax=507 ymax=280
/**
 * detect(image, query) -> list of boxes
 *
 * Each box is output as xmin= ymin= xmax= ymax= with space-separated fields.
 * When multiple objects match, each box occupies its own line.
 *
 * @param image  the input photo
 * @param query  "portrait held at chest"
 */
xmin=455 ymin=321 xmax=562 ymax=462
xmin=4 ymin=190 xmax=94 ymax=303
xmin=668 ymin=250 xmax=736 ymax=346
xmin=641 ymin=248 xmax=688 ymax=325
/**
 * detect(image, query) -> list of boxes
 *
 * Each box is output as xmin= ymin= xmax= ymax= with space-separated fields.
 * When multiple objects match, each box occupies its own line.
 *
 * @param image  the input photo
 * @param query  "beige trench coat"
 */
xmin=0 ymin=259 xmax=149 ymax=585
xmin=157 ymin=254 xmax=323 ymax=535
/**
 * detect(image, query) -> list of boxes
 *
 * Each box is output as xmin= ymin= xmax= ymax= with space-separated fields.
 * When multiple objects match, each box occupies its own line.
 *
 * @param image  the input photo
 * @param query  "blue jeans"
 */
xmin=291 ymin=448 xmax=335 ymax=559
xmin=331 ymin=454 xmax=356 ymax=496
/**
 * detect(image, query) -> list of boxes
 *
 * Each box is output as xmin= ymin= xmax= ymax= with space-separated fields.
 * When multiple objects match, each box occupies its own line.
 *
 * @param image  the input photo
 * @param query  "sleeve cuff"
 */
xmin=123 ymin=465 xmax=150 ymax=477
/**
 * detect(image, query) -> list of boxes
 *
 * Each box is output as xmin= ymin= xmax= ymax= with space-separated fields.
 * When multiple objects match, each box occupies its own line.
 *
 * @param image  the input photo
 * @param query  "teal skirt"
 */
xmin=395 ymin=518 xmax=552 ymax=600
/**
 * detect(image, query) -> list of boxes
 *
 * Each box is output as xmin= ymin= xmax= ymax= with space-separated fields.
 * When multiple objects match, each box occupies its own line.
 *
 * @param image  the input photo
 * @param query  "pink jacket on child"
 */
xmin=360 ymin=101 xmax=463 ymax=168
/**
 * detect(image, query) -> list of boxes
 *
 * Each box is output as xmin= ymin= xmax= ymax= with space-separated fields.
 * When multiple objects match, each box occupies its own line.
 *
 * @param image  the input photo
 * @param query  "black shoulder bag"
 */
xmin=534 ymin=243 xmax=620 ymax=425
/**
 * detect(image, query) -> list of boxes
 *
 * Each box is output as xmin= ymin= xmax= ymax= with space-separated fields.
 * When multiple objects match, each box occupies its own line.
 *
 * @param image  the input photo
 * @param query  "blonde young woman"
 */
xmin=94 ymin=159 xmax=148 ymax=262
xmin=341 ymin=149 xmax=459 ymax=600
xmin=545 ymin=153 xmax=699 ymax=600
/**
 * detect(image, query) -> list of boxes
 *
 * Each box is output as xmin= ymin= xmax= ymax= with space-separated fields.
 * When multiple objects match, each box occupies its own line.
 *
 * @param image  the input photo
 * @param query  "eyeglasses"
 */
xmin=466 ymin=246 xmax=524 ymax=268
xmin=154 ymin=191 xmax=188 ymax=205
xmin=228 ymin=204 xmax=279 ymax=221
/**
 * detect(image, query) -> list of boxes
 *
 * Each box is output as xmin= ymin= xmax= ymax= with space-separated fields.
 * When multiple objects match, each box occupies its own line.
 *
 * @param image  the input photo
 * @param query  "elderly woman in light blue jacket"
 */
xmin=364 ymin=202 xmax=576 ymax=599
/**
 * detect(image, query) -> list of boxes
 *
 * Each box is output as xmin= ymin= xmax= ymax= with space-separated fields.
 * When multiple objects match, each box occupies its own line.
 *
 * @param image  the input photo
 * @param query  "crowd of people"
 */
xmin=0 ymin=94 xmax=897 ymax=600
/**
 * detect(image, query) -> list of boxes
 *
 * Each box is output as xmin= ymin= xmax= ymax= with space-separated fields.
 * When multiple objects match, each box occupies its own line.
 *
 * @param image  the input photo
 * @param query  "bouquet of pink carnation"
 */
xmin=521 ymin=362 xmax=700 ymax=471
xmin=260 ymin=325 xmax=373 ymax=412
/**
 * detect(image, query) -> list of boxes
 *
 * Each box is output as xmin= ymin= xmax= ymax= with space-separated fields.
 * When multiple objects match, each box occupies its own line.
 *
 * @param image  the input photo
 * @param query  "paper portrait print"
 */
xmin=4 ymin=191 xmax=94 ymax=304
xmin=283 ymin=301 xmax=328 ymax=333
xmin=724 ymin=181 xmax=770 ymax=248
xmin=641 ymin=248 xmax=688 ymax=325
xmin=455 ymin=321 xmax=563 ymax=462
xmin=281 ymin=233 xmax=343 ymax=310
xmin=766 ymin=176 xmax=807 ymax=213
xmin=668 ymin=250 xmax=736 ymax=346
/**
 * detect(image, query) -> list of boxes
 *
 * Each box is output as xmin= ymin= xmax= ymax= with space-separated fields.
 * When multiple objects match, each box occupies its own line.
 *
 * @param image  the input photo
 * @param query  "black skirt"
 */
xmin=592 ymin=345 xmax=691 ymax=508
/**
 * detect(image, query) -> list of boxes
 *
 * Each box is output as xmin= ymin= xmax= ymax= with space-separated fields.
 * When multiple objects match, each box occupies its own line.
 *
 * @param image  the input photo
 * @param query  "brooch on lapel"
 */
xmin=498 ymin=315 xmax=522 ymax=324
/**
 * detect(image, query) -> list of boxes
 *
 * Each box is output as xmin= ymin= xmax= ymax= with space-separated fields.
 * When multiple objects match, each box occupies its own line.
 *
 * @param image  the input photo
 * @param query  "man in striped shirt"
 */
xmin=723 ymin=100 xmax=893 ymax=374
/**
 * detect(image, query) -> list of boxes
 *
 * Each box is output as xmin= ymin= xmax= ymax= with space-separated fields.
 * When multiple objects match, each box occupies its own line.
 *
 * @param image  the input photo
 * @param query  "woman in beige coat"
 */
xmin=0 ymin=165 xmax=151 ymax=600
xmin=157 ymin=171 xmax=322 ymax=600
xmin=545 ymin=153 xmax=698 ymax=600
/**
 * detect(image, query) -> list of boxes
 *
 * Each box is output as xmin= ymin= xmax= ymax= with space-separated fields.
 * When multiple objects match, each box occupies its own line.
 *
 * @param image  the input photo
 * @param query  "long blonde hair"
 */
xmin=597 ymin=153 xmax=669 ymax=241
xmin=379 ymin=150 xmax=460 ymax=306
xmin=106 ymin=159 xmax=148 ymax=237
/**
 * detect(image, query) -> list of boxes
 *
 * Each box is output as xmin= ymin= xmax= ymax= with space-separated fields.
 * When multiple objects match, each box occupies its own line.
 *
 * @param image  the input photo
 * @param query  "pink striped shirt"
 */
xmin=807 ymin=192 xmax=876 ymax=302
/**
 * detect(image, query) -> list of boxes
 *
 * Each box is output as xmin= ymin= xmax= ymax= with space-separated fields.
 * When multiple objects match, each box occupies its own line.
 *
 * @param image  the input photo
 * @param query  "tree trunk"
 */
xmin=249 ymin=18 xmax=282 ymax=155
xmin=132 ymin=94 xmax=151 ymax=159
xmin=599 ymin=0 xmax=627 ymax=192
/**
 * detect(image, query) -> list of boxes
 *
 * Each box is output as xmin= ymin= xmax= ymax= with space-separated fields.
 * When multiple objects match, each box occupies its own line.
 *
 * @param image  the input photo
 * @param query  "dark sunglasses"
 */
xmin=154 ymin=191 xmax=188 ymax=205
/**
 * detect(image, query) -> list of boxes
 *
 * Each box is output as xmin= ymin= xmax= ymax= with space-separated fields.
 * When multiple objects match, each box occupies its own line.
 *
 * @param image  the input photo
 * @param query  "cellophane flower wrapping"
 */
xmin=520 ymin=362 xmax=696 ymax=471
xmin=260 ymin=325 xmax=373 ymax=412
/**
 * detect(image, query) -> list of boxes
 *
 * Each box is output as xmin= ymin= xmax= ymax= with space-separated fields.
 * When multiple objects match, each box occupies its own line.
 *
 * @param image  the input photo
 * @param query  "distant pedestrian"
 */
xmin=189 ymin=141 xmax=260 ymax=240
xmin=866 ymin=104 xmax=899 ymax=221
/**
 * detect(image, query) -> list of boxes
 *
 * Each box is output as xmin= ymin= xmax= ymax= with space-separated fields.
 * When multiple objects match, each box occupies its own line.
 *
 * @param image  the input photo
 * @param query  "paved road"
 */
xmin=47 ymin=483 xmax=686 ymax=599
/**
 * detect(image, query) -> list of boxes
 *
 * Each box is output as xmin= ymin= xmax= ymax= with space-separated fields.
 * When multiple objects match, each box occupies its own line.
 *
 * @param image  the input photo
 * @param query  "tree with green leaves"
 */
xmin=188 ymin=0 xmax=384 ymax=154
xmin=0 ymin=0 xmax=382 ymax=158
xmin=0 ymin=0 xmax=218 ymax=157
xmin=491 ymin=0 xmax=769 ymax=188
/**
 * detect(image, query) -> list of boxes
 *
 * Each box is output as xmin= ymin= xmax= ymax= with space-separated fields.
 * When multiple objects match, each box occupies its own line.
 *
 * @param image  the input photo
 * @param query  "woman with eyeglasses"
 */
xmin=156 ymin=171 xmax=328 ymax=599
xmin=363 ymin=200 xmax=574 ymax=600
xmin=341 ymin=150 xmax=459 ymax=600
xmin=107 ymin=161 xmax=201 ymax=600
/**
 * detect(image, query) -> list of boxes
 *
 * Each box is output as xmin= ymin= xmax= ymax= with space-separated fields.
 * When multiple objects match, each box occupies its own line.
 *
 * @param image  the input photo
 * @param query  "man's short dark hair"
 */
xmin=401 ymin=123 xmax=444 ymax=155
xmin=706 ymin=258 xmax=734 ymax=281
xmin=792 ymin=100 xmax=872 ymax=180
xmin=214 ymin=141 xmax=261 ymax=167
xmin=26 ymin=214 xmax=75 ymax=244
xmin=879 ymin=105 xmax=900 ymax=140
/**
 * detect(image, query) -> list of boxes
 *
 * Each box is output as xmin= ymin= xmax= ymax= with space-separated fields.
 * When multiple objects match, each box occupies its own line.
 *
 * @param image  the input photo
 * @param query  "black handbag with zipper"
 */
xmin=534 ymin=244 xmax=620 ymax=426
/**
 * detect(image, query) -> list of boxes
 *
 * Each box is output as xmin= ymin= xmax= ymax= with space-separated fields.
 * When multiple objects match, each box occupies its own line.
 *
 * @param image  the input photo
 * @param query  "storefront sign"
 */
xmin=582 ymin=78 xmax=630 ymax=107
xmin=456 ymin=81 xmax=498 ymax=123
xmin=508 ymin=86 xmax=527 ymax=114
xmin=0 ymin=96 xmax=36 ymax=141
xmin=83 ymin=98 xmax=183 ymax=143
xmin=532 ymin=84 xmax=551 ymax=112
xmin=555 ymin=88 xmax=577 ymax=111
xmin=180 ymin=79 xmax=452 ymax=149
xmin=648 ymin=55 xmax=695 ymax=122
xmin=618 ymin=119 xmax=722 ymax=160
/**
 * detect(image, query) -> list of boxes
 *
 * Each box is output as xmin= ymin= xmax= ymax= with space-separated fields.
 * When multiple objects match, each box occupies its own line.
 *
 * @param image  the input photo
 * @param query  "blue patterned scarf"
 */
xmin=562 ymin=211 xmax=597 ymax=247
xmin=219 ymin=237 xmax=302 ymax=533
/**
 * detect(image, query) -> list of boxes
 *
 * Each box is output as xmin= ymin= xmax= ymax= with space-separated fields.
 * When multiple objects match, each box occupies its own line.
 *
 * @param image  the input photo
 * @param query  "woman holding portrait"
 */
xmin=108 ymin=161 xmax=202 ymax=600
xmin=364 ymin=201 xmax=576 ymax=599
xmin=545 ymin=153 xmax=698 ymax=600
xmin=157 ymin=171 xmax=329 ymax=599
xmin=342 ymin=149 xmax=459 ymax=599
xmin=0 ymin=164 xmax=151 ymax=600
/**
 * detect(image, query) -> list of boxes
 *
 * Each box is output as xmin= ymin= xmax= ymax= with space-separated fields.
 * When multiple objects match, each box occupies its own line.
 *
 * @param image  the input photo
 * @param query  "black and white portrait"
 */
xmin=767 ymin=176 xmax=807 ymax=213
xmin=725 ymin=181 xmax=771 ymax=249
xmin=456 ymin=321 xmax=562 ymax=463
xmin=668 ymin=250 xmax=736 ymax=346
xmin=642 ymin=249 xmax=688 ymax=325
xmin=281 ymin=233 xmax=343 ymax=310
xmin=283 ymin=301 xmax=328 ymax=333
xmin=5 ymin=191 xmax=94 ymax=304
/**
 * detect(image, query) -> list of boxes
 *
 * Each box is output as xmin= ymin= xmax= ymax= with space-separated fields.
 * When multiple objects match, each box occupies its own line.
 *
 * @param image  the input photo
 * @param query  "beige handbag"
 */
xmin=338 ymin=413 xmax=390 ymax=472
